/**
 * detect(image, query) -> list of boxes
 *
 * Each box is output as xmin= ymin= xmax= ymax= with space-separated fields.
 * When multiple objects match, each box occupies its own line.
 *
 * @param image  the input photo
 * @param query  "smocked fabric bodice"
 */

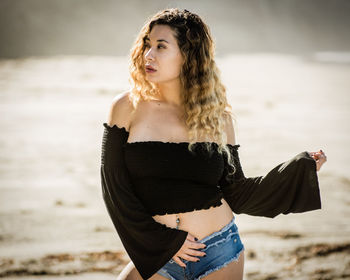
xmin=124 ymin=141 xmax=229 ymax=215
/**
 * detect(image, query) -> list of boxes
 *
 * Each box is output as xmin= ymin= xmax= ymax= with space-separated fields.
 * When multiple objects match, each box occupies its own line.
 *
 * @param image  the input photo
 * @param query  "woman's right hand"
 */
xmin=172 ymin=232 xmax=207 ymax=268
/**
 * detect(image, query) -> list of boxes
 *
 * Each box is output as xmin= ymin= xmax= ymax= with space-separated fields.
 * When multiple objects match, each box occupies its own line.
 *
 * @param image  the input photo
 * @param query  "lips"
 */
xmin=145 ymin=64 xmax=157 ymax=71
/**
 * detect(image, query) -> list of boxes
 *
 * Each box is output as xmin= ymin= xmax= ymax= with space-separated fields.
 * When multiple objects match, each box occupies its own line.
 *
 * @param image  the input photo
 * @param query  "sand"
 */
xmin=0 ymin=53 xmax=349 ymax=279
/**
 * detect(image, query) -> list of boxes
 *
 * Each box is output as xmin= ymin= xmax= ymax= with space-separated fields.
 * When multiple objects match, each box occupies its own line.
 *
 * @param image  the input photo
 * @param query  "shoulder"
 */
xmin=223 ymin=112 xmax=237 ymax=146
xmin=106 ymin=91 xmax=134 ymax=131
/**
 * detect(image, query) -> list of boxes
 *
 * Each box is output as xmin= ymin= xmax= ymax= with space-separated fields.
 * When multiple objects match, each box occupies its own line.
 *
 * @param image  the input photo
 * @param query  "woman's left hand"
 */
xmin=307 ymin=150 xmax=327 ymax=171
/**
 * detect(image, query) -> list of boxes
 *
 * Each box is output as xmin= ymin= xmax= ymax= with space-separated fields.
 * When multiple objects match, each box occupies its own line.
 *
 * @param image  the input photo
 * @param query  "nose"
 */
xmin=144 ymin=47 xmax=155 ymax=61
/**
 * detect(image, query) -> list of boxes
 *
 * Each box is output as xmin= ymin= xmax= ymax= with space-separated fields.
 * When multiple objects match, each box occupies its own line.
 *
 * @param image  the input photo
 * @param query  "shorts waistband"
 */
xmin=199 ymin=216 xmax=236 ymax=243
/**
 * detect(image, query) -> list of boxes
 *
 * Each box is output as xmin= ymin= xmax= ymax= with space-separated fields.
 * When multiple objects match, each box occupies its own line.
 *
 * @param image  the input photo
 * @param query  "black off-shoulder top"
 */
xmin=100 ymin=122 xmax=322 ymax=279
xmin=124 ymin=140 xmax=233 ymax=215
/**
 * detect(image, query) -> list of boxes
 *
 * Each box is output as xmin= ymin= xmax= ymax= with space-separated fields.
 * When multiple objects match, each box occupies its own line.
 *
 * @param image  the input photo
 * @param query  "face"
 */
xmin=143 ymin=24 xmax=184 ymax=84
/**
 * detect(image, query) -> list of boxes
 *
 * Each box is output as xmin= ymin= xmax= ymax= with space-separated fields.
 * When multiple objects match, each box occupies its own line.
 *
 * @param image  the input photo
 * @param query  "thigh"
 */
xmin=117 ymin=261 xmax=142 ymax=280
xmin=149 ymin=272 xmax=173 ymax=280
xmin=119 ymin=262 xmax=171 ymax=280
xmin=201 ymin=250 xmax=244 ymax=280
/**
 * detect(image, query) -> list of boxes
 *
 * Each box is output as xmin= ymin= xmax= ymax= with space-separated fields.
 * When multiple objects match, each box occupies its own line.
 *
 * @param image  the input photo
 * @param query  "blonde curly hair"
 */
xmin=127 ymin=8 xmax=237 ymax=176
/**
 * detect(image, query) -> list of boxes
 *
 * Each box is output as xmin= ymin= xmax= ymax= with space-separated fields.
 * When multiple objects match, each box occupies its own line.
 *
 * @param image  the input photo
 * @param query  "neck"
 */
xmin=154 ymin=78 xmax=183 ymax=107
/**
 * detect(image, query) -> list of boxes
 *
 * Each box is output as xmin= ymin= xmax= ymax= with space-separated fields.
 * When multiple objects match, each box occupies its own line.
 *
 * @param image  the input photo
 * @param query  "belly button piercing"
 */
xmin=176 ymin=214 xmax=180 ymax=229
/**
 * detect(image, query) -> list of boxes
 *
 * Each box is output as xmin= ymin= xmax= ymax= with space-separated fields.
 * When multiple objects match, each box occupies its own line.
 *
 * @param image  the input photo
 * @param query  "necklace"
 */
xmin=175 ymin=214 xmax=180 ymax=229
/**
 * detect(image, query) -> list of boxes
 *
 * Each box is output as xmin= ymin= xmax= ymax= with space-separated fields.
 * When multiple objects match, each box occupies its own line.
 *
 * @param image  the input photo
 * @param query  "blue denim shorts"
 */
xmin=156 ymin=216 xmax=244 ymax=280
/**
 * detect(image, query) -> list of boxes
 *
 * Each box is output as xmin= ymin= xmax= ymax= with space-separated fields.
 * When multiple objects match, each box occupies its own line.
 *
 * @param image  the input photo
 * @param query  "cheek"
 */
xmin=167 ymin=54 xmax=183 ymax=73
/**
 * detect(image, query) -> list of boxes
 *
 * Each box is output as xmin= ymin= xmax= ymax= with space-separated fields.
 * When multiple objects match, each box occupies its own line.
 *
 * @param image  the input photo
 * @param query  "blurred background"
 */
xmin=1 ymin=0 xmax=350 ymax=57
xmin=0 ymin=0 xmax=349 ymax=279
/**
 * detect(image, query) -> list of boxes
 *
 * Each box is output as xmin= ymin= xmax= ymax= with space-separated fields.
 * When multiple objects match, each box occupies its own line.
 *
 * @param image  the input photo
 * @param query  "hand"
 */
xmin=308 ymin=149 xmax=327 ymax=171
xmin=172 ymin=232 xmax=206 ymax=268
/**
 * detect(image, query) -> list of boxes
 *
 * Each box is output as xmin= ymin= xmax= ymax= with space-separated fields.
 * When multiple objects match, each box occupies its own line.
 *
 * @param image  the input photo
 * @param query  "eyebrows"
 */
xmin=144 ymin=37 xmax=170 ymax=44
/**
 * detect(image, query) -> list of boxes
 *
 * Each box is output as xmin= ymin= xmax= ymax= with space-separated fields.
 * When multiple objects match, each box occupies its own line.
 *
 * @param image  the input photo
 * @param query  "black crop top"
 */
xmin=100 ymin=122 xmax=322 ymax=279
xmin=124 ymin=140 xmax=229 ymax=215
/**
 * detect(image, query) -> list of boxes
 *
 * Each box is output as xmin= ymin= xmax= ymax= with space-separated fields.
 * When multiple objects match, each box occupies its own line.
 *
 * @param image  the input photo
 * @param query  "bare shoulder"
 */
xmin=106 ymin=91 xmax=134 ymax=131
xmin=223 ymin=112 xmax=237 ymax=146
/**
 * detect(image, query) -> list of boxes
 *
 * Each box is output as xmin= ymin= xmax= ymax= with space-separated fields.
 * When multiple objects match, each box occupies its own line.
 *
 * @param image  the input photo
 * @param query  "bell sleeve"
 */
xmin=219 ymin=144 xmax=322 ymax=218
xmin=100 ymin=123 xmax=188 ymax=280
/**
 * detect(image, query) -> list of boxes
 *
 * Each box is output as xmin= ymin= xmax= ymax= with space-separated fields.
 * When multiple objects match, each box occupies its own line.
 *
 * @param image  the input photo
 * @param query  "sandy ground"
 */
xmin=0 ymin=53 xmax=349 ymax=279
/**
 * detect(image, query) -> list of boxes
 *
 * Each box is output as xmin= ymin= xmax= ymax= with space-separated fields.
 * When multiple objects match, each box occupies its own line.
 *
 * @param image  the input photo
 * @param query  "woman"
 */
xmin=100 ymin=8 xmax=327 ymax=280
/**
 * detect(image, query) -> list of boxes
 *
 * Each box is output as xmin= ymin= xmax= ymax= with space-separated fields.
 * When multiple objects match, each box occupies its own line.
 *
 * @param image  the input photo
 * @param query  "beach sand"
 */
xmin=0 ymin=54 xmax=349 ymax=279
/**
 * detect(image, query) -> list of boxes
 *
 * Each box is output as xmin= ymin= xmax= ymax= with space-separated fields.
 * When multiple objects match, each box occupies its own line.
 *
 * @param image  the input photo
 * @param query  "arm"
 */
xmin=101 ymin=92 xmax=188 ymax=279
xmin=219 ymin=115 xmax=322 ymax=218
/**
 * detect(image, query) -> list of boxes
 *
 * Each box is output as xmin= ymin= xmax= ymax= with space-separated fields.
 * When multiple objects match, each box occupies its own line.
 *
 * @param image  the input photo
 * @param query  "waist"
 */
xmin=152 ymin=198 xmax=234 ymax=240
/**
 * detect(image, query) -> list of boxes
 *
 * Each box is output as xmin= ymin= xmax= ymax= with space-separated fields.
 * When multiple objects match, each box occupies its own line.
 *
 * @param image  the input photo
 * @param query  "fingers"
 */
xmin=173 ymin=233 xmax=207 ymax=267
xmin=309 ymin=150 xmax=327 ymax=162
xmin=314 ymin=151 xmax=327 ymax=172
xmin=183 ymin=254 xmax=201 ymax=262
xmin=320 ymin=150 xmax=327 ymax=161
xmin=185 ymin=233 xmax=206 ymax=250
xmin=173 ymin=256 xmax=186 ymax=268
xmin=186 ymin=239 xmax=207 ymax=249
xmin=308 ymin=151 xmax=320 ymax=160
xmin=175 ymin=249 xmax=205 ymax=264
xmin=315 ymin=151 xmax=327 ymax=162
xmin=173 ymin=252 xmax=200 ymax=268
xmin=307 ymin=150 xmax=327 ymax=172
xmin=186 ymin=248 xmax=206 ymax=257
xmin=186 ymin=232 xmax=198 ymax=242
xmin=317 ymin=155 xmax=327 ymax=171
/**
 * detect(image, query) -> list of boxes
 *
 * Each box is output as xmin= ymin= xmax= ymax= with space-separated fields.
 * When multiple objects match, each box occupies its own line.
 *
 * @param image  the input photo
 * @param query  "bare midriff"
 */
xmin=152 ymin=198 xmax=234 ymax=240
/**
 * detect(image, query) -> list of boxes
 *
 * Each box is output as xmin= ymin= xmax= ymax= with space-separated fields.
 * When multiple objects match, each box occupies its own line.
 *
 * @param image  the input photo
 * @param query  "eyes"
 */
xmin=144 ymin=43 xmax=166 ymax=50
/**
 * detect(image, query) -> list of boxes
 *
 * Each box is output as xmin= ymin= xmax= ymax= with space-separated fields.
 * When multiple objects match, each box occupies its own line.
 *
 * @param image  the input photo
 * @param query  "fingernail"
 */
xmin=194 ymin=237 xmax=198 ymax=241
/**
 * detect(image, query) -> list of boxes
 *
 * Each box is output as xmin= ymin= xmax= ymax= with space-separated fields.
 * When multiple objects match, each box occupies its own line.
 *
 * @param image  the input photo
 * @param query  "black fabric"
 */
xmin=124 ymin=140 xmax=226 ymax=215
xmin=100 ymin=122 xmax=322 ymax=279
xmin=219 ymin=145 xmax=322 ymax=218
xmin=101 ymin=123 xmax=188 ymax=279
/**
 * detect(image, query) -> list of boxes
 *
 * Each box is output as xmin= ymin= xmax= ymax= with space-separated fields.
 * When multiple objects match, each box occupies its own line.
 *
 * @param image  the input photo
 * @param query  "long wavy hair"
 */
xmin=127 ymin=8 xmax=237 ymax=176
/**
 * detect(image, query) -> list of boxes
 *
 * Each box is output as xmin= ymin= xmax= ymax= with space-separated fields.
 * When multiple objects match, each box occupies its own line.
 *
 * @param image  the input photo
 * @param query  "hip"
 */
xmin=156 ymin=215 xmax=245 ymax=280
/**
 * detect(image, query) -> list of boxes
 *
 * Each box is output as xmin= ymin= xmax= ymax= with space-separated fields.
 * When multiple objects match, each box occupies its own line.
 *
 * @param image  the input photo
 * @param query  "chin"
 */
xmin=150 ymin=76 xmax=179 ymax=84
xmin=146 ymin=75 xmax=164 ymax=82
xmin=145 ymin=77 xmax=159 ymax=84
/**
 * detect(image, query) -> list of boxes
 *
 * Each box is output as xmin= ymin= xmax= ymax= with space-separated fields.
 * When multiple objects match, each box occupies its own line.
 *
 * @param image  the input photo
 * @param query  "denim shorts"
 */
xmin=156 ymin=216 xmax=244 ymax=280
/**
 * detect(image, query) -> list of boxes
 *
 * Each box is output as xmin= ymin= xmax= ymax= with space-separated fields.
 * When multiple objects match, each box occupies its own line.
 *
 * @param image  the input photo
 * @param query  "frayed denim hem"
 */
xmin=195 ymin=245 xmax=244 ymax=280
xmin=158 ymin=268 xmax=177 ymax=280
